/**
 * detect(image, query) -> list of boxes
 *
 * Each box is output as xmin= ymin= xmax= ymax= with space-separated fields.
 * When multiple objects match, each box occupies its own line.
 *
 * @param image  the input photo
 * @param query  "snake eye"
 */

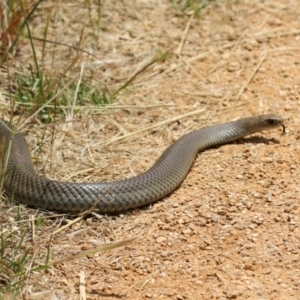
xmin=267 ymin=119 xmax=276 ymax=125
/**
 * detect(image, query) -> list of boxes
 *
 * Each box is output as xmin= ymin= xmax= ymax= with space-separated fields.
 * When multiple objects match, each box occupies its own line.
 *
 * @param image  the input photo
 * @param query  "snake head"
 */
xmin=263 ymin=114 xmax=285 ymax=135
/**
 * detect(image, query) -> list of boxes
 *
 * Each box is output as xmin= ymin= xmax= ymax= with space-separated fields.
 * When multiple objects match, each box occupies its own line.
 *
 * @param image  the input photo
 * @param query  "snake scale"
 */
xmin=0 ymin=114 xmax=284 ymax=213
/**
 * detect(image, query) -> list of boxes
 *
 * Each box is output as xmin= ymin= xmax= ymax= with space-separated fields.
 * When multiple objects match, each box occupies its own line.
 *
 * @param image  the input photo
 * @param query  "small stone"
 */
xmin=159 ymin=251 xmax=169 ymax=257
xmin=164 ymin=213 xmax=174 ymax=223
xmin=191 ymin=271 xmax=199 ymax=278
xmin=227 ymin=61 xmax=240 ymax=72
xmin=156 ymin=236 xmax=167 ymax=243
xmin=274 ymin=216 xmax=281 ymax=222
xmin=227 ymin=206 xmax=238 ymax=212
xmin=182 ymin=228 xmax=192 ymax=234
xmin=245 ymin=201 xmax=252 ymax=209
xmin=284 ymin=205 xmax=293 ymax=213
xmin=248 ymin=223 xmax=257 ymax=229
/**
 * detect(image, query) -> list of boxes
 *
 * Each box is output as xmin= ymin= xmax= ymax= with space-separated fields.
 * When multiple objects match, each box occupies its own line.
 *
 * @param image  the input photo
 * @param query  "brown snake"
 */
xmin=0 ymin=115 xmax=284 ymax=213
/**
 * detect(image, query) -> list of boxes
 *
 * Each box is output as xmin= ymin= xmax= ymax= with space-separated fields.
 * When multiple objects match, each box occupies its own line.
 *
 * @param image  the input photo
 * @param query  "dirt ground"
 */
xmin=1 ymin=0 xmax=300 ymax=299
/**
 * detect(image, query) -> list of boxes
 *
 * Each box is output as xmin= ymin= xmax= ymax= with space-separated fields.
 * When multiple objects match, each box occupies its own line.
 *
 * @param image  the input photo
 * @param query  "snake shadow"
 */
xmin=235 ymin=135 xmax=281 ymax=145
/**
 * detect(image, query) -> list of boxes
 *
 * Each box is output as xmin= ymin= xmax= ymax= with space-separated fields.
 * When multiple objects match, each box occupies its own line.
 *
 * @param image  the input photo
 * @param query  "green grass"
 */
xmin=171 ymin=0 xmax=216 ymax=17
xmin=2 ymin=0 xmax=168 ymax=122
xmin=12 ymin=47 xmax=170 ymax=122
xmin=13 ymin=67 xmax=112 ymax=122
xmin=1 ymin=0 xmax=110 ymax=122
xmin=85 ymin=0 xmax=104 ymax=40
xmin=4 ymin=0 xmax=110 ymax=122
xmin=0 ymin=222 xmax=32 ymax=299
xmin=0 ymin=3 xmax=36 ymax=291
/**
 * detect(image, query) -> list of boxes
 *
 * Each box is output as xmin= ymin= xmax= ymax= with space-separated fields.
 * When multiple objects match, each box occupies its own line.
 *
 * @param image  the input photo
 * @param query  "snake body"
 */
xmin=0 ymin=115 xmax=283 ymax=213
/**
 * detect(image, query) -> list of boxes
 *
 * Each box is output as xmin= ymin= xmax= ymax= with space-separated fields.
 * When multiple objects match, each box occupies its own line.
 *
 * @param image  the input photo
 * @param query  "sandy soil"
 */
xmin=1 ymin=0 xmax=300 ymax=299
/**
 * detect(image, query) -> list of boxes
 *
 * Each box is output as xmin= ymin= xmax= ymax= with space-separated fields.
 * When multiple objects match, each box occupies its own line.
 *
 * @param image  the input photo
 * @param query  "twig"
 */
xmin=79 ymin=270 xmax=86 ymax=300
xmin=175 ymin=14 xmax=194 ymax=55
xmin=102 ymin=107 xmax=206 ymax=146
xmin=235 ymin=52 xmax=267 ymax=100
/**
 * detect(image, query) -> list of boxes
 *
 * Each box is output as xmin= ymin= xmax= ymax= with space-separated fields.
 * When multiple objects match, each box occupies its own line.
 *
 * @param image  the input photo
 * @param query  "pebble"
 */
xmin=182 ymin=228 xmax=192 ymax=234
xmin=156 ymin=236 xmax=167 ymax=243
xmin=284 ymin=205 xmax=293 ymax=213
xmin=227 ymin=61 xmax=240 ymax=72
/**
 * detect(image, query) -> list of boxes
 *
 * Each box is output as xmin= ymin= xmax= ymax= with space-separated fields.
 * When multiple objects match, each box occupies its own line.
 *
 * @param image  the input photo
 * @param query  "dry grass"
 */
xmin=1 ymin=0 xmax=300 ymax=299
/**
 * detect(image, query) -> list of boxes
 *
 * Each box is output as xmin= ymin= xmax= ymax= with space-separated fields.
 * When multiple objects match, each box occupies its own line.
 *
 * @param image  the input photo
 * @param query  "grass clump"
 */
xmin=171 ymin=0 xmax=216 ymax=17
xmin=13 ymin=67 xmax=112 ymax=122
xmin=0 ymin=225 xmax=31 ymax=299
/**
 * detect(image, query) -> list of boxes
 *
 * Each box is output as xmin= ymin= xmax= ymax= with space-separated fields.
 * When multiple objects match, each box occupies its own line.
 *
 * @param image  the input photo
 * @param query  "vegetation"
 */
xmin=0 ymin=0 xmax=168 ymax=298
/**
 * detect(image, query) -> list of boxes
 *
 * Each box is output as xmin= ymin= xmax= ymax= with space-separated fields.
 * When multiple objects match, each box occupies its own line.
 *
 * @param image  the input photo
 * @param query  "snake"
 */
xmin=0 ymin=114 xmax=284 ymax=213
